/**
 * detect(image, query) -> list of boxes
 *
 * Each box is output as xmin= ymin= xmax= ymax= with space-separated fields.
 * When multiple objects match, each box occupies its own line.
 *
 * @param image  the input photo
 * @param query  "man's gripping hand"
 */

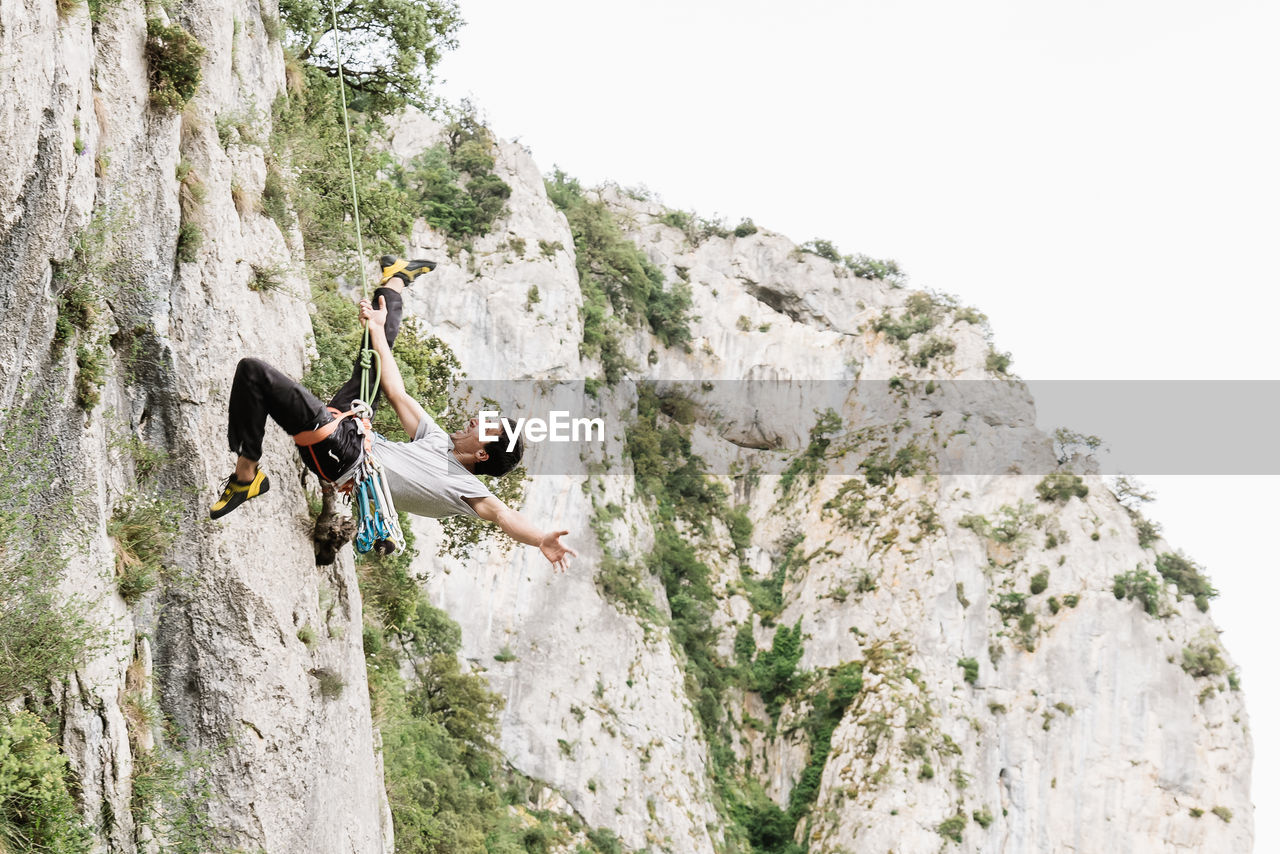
xmin=360 ymin=295 xmax=388 ymax=330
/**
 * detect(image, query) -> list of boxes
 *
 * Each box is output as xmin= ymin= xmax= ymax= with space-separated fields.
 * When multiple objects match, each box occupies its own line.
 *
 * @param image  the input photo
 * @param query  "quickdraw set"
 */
xmin=348 ymin=420 xmax=405 ymax=556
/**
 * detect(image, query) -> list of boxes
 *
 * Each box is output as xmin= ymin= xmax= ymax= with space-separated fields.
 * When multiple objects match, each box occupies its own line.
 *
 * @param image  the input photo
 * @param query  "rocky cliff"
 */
xmin=2 ymin=1 xmax=389 ymax=850
xmin=0 ymin=2 xmax=1251 ymax=853
xmin=392 ymin=118 xmax=1252 ymax=853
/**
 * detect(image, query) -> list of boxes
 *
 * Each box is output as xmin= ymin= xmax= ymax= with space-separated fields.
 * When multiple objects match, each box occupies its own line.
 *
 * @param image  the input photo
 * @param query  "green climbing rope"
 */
xmin=328 ymin=0 xmax=381 ymax=407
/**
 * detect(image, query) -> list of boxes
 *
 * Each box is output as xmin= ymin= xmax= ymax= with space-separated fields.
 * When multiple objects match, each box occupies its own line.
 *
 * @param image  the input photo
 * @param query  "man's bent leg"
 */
xmin=228 ymin=357 xmax=330 ymax=461
xmin=214 ymin=358 xmax=330 ymax=519
xmin=328 ymin=286 xmax=405 ymax=414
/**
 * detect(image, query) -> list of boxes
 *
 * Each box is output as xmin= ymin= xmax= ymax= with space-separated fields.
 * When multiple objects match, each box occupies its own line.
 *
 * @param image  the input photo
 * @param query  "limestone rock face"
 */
xmin=1 ymin=2 xmax=389 ymax=851
xmin=390 ymin=119 xmax=1253 ymax=853
xmin=1 ymin=7 xmax=1251 ymax=854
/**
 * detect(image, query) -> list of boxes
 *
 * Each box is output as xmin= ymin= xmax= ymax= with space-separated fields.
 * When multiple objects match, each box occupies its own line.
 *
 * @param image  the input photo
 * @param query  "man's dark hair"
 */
xmin=474 ymin=420 xmax=523 ymax=477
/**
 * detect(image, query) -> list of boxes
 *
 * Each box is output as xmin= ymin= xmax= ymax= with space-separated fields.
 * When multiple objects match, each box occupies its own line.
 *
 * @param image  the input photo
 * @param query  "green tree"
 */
xmin=280 ymin=0 xmax=462 ymax=115
xmin=271 ymin=70 xmax=417 ymax=255
xmin=395 ymin=108 xmax=513 ymax=239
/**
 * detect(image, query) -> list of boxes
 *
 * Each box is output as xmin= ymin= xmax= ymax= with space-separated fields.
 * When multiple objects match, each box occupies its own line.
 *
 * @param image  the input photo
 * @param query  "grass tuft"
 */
xmin=109 ymin=494 xmax=180 ymax=603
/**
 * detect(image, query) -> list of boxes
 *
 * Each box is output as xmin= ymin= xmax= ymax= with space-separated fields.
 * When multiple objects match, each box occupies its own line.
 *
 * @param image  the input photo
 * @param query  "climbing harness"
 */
xmin=295 ymin=400 xmax=406 ymax=555
xmin=316 ymin=0 xmax=406 ymax=556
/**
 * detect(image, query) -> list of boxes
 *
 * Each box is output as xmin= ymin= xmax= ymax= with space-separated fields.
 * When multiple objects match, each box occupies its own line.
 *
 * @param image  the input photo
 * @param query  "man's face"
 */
xmin=449 ymin=416 xmax=494 ymax=458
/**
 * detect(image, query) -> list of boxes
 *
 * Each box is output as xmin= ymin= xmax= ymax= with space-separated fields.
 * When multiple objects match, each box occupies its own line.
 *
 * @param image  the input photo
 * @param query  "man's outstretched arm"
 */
xmin=465 ymin=495 xmax=576 ymax=571
xmin=360 ymin=296 xmax=427 ymax=437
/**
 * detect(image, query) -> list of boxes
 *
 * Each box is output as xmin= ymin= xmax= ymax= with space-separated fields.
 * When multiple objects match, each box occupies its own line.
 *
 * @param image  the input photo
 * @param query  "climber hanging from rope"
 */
xmin=209 ymin=256 xmax=576 ymax=571
xmin=208 ymin=1 xmax=571 ymax=568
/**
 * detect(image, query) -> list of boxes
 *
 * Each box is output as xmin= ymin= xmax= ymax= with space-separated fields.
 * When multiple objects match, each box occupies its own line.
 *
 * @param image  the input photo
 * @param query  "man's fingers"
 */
xmin=377 ymin=295 xmax=385 ymax=309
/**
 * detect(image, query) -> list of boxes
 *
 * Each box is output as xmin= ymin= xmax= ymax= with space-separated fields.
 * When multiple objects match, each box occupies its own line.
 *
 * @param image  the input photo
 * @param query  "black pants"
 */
xmin=227 ymin=287 xmax=403 ymax=481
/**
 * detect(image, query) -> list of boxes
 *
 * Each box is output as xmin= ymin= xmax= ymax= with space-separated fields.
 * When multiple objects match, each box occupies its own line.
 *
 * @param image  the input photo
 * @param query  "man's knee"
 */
xmin=235 ymin=357 xmax=268 ymax=380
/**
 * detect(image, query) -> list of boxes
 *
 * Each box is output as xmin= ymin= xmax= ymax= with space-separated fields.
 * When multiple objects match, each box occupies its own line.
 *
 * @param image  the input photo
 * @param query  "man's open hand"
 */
xmin=359 ymin=296 xmax=387 ymax=330
xmin=539 ymin=530 xmax=577 ymax=573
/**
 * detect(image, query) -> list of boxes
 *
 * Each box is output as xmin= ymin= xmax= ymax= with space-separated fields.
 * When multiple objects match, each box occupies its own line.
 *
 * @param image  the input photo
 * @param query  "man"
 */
xmin=210 ymin=257 xmax=576 ymax=570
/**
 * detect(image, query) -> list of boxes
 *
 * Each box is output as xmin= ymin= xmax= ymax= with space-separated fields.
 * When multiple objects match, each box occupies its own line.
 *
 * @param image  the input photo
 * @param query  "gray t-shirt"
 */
xmin=371 ymin=412 xmax=493 ymax=518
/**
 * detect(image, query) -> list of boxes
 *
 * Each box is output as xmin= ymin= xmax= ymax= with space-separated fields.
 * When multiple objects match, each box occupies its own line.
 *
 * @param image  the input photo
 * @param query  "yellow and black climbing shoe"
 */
xmin=209 ymin=468 xmax=270 ymax=520
xmin=379 ymin=255 xmax=437 ymax=286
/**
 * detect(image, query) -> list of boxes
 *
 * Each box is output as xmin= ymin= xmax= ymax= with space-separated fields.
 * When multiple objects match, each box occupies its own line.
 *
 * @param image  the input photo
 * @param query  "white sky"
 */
xmin=435 ymin=1 xmax=1279 ymax=847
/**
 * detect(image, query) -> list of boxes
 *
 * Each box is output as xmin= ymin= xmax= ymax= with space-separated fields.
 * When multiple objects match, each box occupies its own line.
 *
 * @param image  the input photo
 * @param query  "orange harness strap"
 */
xmin=294 ymin=406 xmax=374 ymax=487
xmin=294 ymin=407 xmax=355 ymax=447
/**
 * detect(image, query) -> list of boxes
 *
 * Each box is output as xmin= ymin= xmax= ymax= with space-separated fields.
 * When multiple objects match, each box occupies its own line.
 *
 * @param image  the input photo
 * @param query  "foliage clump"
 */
xmin=741 ymin=532 xmax=806 ymax=626
xmin=745 ymin=621 xmax=806 ymax=722
xmin=1181 ymin=638 xmax=1228 ymax=679
xmin=1155 ymin=552 xmax=1217 ymax=612
xmin=1053 ymin=428 xmax=1104 ymax=466
xmin=1 ymin=413 xmax=102 ymax=702
xmin=1035 ymin=473 xmax=1088 ymax=504
xmin=594 ymin=554 xmax=658 ymax=623
xmin=52 ymin=211 xmax=126 ymax=407
xmin=937 ymin=811 xmax=967 ymax=843
xmin=396 ymin=112 xmax=512 ymax=240
xmin=985 ymin=349 xmax=1012 ymax=374
xmin=873 ymin=292 xmax=939 ymax=341
xmin=74 ymin=343 xmax=107 ymax=410
xmin=546 ymin=170 xmax=694 ymax=380
xmin=270 ymin=74 xmax=413 ymax=255
xmin=783 ymin=663 xmax=862 ymax=838
xmin=779 ymin=409 xmax=841 ymax=494
xmin=658 ymin=209 xmax=735 ymax=246
xmin=626 ymin=387 xmax=727 ymax=528
xmin=911 ymin=334 xmax=956 ymax=368
xmin=846 ymin=253 xmax=906 ymax=283
xmin=357 ymin=523 xmax=576 ymax=850
xmin=1113 ymin=567 xmax=1162 ymax=616
xmin=145 ymin=19 xmax=205 ymax=111
xmin=51 ymin=251 xmax=97 ymax=357
xmin=1116 ymin=473 xmax=1167 ymax=547
xmin=859 ymin=440 xmax=930 ymax=487
xmin=1029 ymin=570 xmax=1049 ymax=596
xmin=109 ymin=494 xmax=181 ymax=602
xmin=269 ymin=0 xmax=467 ymax=267
xmin=799 ymin=239 xmax=906 ymax=285
xmin=249 ymin=264 xmax=286 ymax=293
xmin=175 ymin=221 xmax=202 ymax=264
xmin=0 ymin=711 xmax=93 ymax=854
xmin=362 ymin=567 xmax=553 ymax=851
xmin=128 ymin=741 xmax=215 ymax=850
